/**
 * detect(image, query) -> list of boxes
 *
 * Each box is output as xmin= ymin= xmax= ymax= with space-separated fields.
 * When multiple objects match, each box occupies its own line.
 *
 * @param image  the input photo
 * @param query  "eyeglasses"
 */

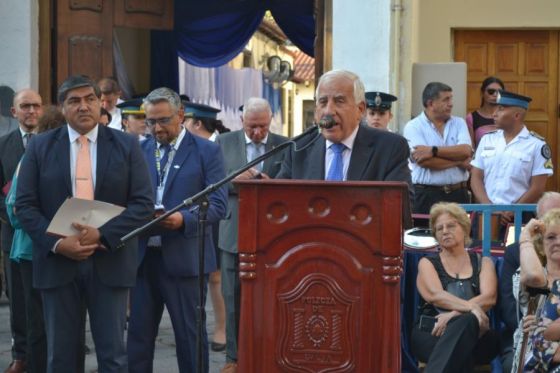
xmin=486 ymin=88 xmax=499 ymax=95
xmin=145 ymin=116 xmax=175 ymax=127
xmin=19 ymin=103 xmax=42 ymax=111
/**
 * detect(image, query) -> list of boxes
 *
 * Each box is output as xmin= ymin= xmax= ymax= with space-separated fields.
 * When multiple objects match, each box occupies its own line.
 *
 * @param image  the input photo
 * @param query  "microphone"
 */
xmin=318 ymin=115 xmax=336 ymax=129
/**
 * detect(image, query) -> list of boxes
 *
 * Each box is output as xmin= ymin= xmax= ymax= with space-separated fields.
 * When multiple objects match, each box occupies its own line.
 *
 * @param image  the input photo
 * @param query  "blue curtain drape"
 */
xmin=268 ymin=0 xmax=315 ymax=57
xmin=151 ymin=0 xmax=315 ymax=89
xmin=150 ymin=30 xmax=179 ymax=92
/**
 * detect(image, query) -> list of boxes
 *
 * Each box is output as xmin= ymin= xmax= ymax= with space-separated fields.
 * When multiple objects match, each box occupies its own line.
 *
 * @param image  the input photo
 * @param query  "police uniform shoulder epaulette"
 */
xmin=530 ymin=130 xmax=545 ymax=141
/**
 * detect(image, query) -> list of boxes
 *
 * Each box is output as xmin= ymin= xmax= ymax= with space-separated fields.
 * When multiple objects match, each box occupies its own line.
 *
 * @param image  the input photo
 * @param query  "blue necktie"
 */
xmin=327 ymin=143 xmax=346 ymax=181
xmin=249 ymin=142 xmax=264 ymax=171
xmin=160 ymin=144 xmax=171 ymax=170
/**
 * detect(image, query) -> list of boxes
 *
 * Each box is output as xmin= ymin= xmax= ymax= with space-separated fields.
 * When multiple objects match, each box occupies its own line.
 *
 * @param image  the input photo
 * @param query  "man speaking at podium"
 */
xmin=15 ymin=75 xmax=154 ymax=373
xmin=277 ymin=69 xmax=412 ymax=191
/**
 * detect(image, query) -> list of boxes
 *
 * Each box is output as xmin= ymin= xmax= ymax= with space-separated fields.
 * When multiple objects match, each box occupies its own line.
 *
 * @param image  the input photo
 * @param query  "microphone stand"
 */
xmin=121 ymin=123 xmax=321 ymax=373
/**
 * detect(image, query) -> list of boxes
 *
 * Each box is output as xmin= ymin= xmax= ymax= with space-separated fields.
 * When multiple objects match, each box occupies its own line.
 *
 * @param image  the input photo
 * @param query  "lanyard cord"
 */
xmin=155 ymin=141 xmax=176 ymax=187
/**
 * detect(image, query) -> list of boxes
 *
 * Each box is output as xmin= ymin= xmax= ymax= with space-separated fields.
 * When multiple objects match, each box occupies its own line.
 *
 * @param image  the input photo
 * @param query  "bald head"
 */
xmin=11 ymin=89 xmax=43 ymax=132
xmin=537 ymin=192 xmax=560 ymax=218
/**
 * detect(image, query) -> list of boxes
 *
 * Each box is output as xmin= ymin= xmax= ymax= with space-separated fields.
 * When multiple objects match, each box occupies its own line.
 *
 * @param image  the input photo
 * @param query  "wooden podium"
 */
xmin=236 ymin=180 xmax=408 ymax=373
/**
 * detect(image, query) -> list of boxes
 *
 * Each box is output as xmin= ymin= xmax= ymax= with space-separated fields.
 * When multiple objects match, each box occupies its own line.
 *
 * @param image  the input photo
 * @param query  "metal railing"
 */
xmin=460 ymin=203 xmax=536 ymax=257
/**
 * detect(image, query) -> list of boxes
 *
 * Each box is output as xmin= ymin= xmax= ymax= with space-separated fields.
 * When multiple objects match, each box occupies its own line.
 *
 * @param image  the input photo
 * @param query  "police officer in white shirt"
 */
xmin=471 ymin=90 xmax=553 ymax=226
xmin=403 ymin=82 xmax=473 ymax=214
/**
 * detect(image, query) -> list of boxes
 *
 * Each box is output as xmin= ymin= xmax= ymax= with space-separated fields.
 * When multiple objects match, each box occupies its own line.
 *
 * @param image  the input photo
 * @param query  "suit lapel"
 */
xmin=163 ymin=131 xmax=194 ymax=196
xmin=144 ymin=139 xmax=158 ymax=197
xmin=95 ymin=126 xmax=114 ymax=197
xmin=54 ymin=126 xmax=72 ymax=196
xmin=347 ymin=126 xmax=373 ymax=181
xmin=307 ymin=137 xmax=326 ymax=179
xmin=13 ymin=130 xmax=24 ymax=155
xmin=262 ymin=136 xmax=276 ymax=172
xmin=237 ymin=131 xmax=248 ymax=169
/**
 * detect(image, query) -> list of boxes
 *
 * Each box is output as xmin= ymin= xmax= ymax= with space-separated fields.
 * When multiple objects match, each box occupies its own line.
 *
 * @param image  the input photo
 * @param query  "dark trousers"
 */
xmin=17 ymin=260 xmax=46 ymax=373
xmin=41 ymin=258 xmax=128 ymax=373
xmin=5 ymin=253 xmax=27 ymax=361
xmin=221 ymin=250 xmax=240 ymax=363
xmin=128 ymin=249 xmax=209 ymax=373
xmin=410 ymin=313 xmax=499 ymax=373
xmin=413 ymin=186 xmax=470 ymax=214
xmin=499 ymin=329 xmax=514 ymax=373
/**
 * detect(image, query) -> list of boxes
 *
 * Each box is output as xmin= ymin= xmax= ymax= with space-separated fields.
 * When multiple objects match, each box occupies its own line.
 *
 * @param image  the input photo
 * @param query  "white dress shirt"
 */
xmin=324 ymin=125 xmax=359 ymax=181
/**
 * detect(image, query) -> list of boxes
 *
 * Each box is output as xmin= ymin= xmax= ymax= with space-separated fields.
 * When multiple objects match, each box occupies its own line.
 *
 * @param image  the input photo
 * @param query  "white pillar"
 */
xmin=332 ymin=0 xmax=393 ymax=92
xmin=0 ymin=0 xmax=39 ymax=91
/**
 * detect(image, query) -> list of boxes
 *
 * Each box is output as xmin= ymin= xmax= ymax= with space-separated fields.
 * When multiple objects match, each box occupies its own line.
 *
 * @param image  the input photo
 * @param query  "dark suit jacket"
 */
xmin=0 ymin=116 xmax=19 ymax=138
xmin=0 ymin=129 xmax=24 ymax=252
xmin=139 ymin=131 xmax=227 ymax=277
xmin=216 ymin=130 xmax=287 ymax=253
xmin=15 ymin=125 xmax=154 ymax=289
xmin=276 ymin=124 xmax=413 ymax=195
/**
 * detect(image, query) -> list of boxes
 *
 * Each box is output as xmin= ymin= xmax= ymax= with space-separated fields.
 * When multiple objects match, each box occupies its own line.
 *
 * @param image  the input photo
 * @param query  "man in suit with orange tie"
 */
xmin=15 ymin=75 xmax=154 ymax=373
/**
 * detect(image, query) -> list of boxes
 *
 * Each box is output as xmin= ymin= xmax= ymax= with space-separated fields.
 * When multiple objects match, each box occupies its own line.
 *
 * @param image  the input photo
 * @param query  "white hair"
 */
xmin=537 ymin=192 xmax=560 ymax=217
xmin=242 ymin=97 xmax=272 ymax=118
xmin=315 ymin=69 xmax=365 ymax=105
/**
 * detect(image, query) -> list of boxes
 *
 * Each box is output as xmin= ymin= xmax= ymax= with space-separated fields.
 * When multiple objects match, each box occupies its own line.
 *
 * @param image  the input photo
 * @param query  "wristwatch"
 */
xmin=432 ymin=146 xmax=438 ymax=157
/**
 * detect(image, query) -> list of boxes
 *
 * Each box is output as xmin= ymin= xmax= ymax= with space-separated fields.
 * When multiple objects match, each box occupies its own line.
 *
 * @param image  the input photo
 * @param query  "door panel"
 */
xmin=455 ymin=30 xmax=559 ymax=190
xmin=113 ymin=0 xmax=173 ymax=30
xmin=56 ymin=0 xmax=113 ymax=89
xmin=52 ymin=0 xmax=173 ymax=94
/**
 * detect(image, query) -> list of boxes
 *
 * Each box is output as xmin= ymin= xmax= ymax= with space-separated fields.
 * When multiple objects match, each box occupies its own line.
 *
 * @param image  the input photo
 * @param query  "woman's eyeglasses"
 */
xmin=486 ymin=88 xmax=499 ymax=95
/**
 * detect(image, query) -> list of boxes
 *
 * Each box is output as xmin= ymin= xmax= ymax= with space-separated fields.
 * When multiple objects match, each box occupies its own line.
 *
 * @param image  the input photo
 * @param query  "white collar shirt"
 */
xmin=67 ymin=124 xmax=99 ymax=196
xmin=471 ymin=126 xmax=553 ymax=204
xmin=403 ymin=111 xmax=472 ymax=185
xmin=245 ymin=133 xmax=269 ymax=169
xmin=324 ymin=124 xmax=359 ymax=181
xmin=107 ymin=107 xmax=122 ymax=131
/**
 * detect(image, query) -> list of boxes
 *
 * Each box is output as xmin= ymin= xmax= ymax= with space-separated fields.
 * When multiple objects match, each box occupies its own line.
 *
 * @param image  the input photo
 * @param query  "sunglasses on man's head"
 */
xmin=486 ymin=88 xmax=499 ymax=95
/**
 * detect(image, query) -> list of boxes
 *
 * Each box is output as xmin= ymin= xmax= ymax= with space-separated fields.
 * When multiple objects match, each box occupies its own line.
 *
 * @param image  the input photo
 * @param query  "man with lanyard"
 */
xmin=471 ymin=90 xmax=553 ymax=227
xmin=403 ymin=82 xmax=473 ymax=214
xmin=127 ymin=87 xmax=227 ymax=373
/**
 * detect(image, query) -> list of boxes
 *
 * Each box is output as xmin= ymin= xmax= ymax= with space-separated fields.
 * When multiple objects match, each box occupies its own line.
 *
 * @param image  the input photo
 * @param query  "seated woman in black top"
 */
xmin=411 ymin=202 xmax=499 ymax=373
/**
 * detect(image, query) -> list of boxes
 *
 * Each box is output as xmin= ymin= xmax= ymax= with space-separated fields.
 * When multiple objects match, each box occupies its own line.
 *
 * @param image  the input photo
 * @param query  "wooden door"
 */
xmin=454 ymin=30 xmax=559 ymax=190
xmin=44 ymin=0 xmax=173 ymax=101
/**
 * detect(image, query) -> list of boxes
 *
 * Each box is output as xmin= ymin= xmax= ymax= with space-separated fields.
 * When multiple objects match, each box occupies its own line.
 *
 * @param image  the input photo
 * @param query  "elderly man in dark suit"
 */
xmin=0 ymin=89 xmax=43 ymax=373
xmin=215 ymin=97 xmax=287 ymax=373
xmin=15 ymin=75 xmax=154 ymax=373
xmin=277 ymin=69 xmax=412 ymax=193
xmin=127 ymin=88 xmax=227 ymax=373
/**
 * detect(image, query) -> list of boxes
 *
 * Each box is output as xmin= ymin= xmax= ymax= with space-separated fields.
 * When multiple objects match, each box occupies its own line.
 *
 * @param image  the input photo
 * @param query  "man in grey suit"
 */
xmin=215 ymin=98 xmax=287 ymax=373
xmin=277 ymin=69 xmax=412 ymax=194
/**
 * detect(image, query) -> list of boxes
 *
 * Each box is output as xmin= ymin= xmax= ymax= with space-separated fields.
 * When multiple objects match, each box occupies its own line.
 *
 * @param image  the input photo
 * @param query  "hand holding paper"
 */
xmin=55 ymin=235 xmax=97 ymax=261
xmin=47 ymin=198 xmax=125 ymax=238
xmin=72 ymin=222 xmax=107 ymax=251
